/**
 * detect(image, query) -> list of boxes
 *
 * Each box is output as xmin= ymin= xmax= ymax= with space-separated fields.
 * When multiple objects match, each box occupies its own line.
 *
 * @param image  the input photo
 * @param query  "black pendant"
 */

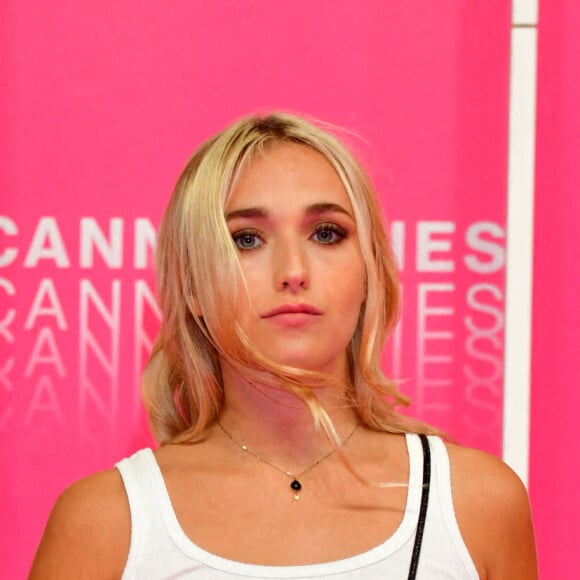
xmin=290 ymin=479 xmax=302 ymax=491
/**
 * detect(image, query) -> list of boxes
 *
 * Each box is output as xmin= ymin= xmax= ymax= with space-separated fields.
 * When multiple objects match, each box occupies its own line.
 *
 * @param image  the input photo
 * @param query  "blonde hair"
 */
xmin=143 ymin=112 xmax=433 ymax=445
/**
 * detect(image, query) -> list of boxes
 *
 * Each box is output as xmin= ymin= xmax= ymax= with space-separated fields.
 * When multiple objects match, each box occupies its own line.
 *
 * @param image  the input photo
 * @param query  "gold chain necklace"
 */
xmin=218 ymin=421 xmax=359 ymax=500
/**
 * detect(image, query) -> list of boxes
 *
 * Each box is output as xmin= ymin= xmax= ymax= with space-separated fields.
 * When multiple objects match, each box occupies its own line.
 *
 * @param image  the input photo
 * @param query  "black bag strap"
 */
xmin=407 ymin=434 xmax=432 ymax=580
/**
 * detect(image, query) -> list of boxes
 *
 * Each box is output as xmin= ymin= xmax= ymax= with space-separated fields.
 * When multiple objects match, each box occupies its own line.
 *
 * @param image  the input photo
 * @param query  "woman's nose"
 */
xmin=274 ymin=244 xmax=310 ymax=292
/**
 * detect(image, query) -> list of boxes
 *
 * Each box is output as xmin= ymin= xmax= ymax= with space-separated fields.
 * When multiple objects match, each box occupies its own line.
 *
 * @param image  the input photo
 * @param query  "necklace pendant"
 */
xmin=290 ymin=479 xmax=302 ymax=500
xmin=290 ymin=479 xmax=302 ymax=491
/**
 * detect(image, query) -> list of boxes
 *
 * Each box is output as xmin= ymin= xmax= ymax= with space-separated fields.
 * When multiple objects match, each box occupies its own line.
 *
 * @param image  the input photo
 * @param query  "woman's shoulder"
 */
xmin=441 ymin=440 xmax=538 ymax=579
xmin=442 ymin=440 xmax=531 ymax=519
xmin=30 ymin=467 xmax=130 ymax=579
xmin=443 ymin=439 xmax=524 ymax=494
xmin=53 ymin=466 xmax=130 ymax=524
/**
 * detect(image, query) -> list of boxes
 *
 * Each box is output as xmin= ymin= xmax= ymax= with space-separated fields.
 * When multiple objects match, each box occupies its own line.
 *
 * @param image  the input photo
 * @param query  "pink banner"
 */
xmin=1 ymin=2 xmax=511 ymax=576
xmin=531 ymin=0 xmax=580 ymax=577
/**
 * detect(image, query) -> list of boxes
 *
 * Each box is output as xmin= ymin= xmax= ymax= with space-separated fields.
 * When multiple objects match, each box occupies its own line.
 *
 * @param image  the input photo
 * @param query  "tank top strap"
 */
xmin=407 ymin=433 xmax=432 ymax=579
xmin=116 ymin=448 xmax=168 ymax=574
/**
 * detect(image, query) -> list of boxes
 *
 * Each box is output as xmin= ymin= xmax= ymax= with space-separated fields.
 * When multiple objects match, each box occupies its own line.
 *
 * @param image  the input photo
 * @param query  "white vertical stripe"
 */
xmin=503 ymin=12 xmax=538 ymax=486
xmin=512 ymin=0 xmax=539 ymax=26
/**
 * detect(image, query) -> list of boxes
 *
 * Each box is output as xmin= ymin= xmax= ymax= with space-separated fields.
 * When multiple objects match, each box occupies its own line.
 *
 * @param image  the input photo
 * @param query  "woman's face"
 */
xmin=225 ymin=142 xmax=366 ymax=379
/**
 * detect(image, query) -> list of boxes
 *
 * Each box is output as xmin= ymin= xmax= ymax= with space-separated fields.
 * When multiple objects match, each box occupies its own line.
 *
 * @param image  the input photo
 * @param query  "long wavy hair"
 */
xmin=142 ymin=112 xmax=434 ymax=446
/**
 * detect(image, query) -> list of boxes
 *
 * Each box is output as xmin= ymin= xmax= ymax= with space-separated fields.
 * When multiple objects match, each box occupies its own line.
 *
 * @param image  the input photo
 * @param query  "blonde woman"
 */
xmin=31 ymin=113 xmax=537 ymax=579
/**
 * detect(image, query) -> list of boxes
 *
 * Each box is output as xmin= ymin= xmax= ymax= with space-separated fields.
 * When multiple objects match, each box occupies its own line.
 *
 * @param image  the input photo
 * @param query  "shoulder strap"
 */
xmin=407 ymin=434 xmax=432 ymax=580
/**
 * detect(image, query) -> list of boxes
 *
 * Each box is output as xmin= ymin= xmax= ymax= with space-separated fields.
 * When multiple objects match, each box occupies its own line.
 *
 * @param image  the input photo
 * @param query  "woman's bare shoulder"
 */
xmin=30 ymin=468 xmax=130 ymax=579
xmin=443 ymin=441 xmax=538 ymax=580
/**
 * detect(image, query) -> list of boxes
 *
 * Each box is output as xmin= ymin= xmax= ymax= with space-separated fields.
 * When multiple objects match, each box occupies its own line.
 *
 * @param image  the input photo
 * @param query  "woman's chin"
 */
xmin=260 ymin=349 xmax=347 ymax=377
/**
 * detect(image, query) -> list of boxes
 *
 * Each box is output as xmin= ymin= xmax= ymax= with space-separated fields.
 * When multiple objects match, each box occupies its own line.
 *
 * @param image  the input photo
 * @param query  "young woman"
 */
xmin=30 ymin=113 xmax=537 ymax=579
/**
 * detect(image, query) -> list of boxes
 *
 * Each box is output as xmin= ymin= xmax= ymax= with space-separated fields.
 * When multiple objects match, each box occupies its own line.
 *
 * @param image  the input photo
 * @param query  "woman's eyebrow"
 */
xmin=225 ymin=203 xmax=353 ymax=222
xmin=225 ymin=207 xmax=267 ymax=221
xmin=306 ymin=202 xmax=353 ymax=219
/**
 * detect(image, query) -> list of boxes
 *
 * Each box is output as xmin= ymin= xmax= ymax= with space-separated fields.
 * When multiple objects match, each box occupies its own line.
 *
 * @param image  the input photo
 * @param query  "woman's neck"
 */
xmin=218 ymin=365 xmax=359 ymax=468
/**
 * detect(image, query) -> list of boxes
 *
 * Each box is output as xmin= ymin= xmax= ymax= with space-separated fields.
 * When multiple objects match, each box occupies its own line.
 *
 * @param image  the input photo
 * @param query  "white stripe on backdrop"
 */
xmin=502 ymin=0 xmax=539 ymax=486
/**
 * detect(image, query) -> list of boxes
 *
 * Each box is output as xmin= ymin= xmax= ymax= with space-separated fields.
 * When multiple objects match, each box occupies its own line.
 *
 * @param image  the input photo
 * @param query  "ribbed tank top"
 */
xmin=116 ymin=434 xmax=479 ymax=579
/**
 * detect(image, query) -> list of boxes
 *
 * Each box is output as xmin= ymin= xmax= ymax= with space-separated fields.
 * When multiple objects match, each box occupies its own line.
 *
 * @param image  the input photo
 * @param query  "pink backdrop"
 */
xmin=530 ymin=0 xmax=580 ymax=577
xmin=1 ymin=2 xmax=517 ymax=577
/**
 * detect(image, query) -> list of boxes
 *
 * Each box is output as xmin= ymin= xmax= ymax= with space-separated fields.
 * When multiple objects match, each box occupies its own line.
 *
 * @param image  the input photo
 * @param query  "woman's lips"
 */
xmin=261 ymin=304 xmax=322 ymax=327
xmin=261 ymin=304 xmax=323 ymax=318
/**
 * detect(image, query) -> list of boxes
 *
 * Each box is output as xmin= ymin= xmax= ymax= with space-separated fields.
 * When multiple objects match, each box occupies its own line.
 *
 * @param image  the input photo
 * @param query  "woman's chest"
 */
xmin=165 ymin=467 xmax=409 ymax=566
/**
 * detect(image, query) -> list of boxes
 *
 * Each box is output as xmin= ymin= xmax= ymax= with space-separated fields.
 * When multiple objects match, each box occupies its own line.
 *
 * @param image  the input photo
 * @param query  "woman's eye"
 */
xmin=312 ymin=224 xmax=346 ymax=244
xmin=232 ymin=230 xmax=263 ymax=250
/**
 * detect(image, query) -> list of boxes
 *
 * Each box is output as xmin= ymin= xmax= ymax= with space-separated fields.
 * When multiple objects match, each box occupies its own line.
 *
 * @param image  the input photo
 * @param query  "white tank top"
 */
xmin=116 ymin=434 xmax=479 ymax=579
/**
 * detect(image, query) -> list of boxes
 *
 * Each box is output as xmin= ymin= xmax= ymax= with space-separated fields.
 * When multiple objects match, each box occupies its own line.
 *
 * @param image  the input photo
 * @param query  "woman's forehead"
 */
xmin=225 ymin=142 xmax=354 ymax=214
